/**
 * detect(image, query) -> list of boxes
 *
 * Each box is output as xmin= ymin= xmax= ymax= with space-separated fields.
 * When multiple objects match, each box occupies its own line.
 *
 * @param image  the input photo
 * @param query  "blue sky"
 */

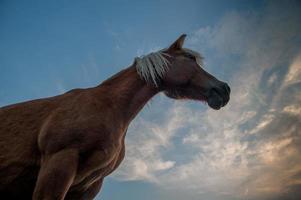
xmin=1 ymin=1 xmax=301 ymax=200
xmin=0 ymin=0 xmax=262 ymax=105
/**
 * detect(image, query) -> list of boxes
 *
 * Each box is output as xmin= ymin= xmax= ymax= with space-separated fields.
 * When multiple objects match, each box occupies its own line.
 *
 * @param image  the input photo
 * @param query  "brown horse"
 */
xmin=0 ymin=35 xmax=230 ymax=200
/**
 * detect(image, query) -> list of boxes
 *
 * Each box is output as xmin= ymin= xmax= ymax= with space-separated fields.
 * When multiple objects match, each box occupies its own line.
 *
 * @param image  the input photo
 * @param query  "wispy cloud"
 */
xmin=111 ymin=1 xmax=301 ymax=199
xmin=113 ymin=98 xmax=186 ymax=182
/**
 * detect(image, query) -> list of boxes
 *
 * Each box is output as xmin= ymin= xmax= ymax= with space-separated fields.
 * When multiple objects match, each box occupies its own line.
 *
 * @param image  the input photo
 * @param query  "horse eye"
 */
xmin=185 ymin=54 xmax=195 ymax=60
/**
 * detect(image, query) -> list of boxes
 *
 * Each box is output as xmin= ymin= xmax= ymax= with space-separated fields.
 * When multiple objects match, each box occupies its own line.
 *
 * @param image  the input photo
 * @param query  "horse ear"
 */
xmin=168 ymin=34 xmax=187 ymax=51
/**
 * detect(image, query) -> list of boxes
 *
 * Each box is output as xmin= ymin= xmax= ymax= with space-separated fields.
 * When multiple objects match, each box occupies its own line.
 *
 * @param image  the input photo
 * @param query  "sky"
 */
xmin=1 ymin=0 xmax=301 ymax=200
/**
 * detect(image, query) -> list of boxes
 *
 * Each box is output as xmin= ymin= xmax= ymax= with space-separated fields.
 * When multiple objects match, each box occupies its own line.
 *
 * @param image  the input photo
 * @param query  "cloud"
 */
xmin=111 ymin=1 xmax=301 ymax=200
xmin=113 ymin=98 xmax=188 ymax=182
xmin=284 ymin=54 xmax=301 ymax=86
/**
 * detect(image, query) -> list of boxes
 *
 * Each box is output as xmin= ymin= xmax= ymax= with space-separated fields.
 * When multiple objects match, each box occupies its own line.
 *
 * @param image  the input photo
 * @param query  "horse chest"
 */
xmin=97 ymin=142 xmax=125 ymax=176
xmin=73 ymin=142 xmax=125 ymax=190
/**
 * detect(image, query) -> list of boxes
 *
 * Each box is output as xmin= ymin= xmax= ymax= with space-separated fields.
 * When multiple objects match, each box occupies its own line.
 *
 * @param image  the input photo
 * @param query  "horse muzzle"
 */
xmin=207 ymin=82 xmax=230 ymax=110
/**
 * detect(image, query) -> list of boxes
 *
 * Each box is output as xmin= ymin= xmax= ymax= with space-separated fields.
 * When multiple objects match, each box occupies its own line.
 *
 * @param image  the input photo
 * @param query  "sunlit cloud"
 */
xmin=282 ymin=105 xmax=301 ymax=116
xmin=111 ymin=1 xmax=301 ymax=200
xmin=249 ymin=113 xmax=274 ymax=135
xmin=284 ymin=53 xmax=301 ymax=85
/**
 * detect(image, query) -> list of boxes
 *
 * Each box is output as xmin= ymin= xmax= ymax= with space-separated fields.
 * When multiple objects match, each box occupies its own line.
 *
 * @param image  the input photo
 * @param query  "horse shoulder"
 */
xmin=37 ymin=95 xmax=123 ymax=155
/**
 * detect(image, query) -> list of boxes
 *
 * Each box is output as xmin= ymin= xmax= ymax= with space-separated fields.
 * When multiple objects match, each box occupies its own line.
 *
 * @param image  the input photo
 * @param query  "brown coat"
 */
xmin=0 ymin=35 xmax=230 ymax=200
xmin=0 ymin=65 xmax=158 ymax=199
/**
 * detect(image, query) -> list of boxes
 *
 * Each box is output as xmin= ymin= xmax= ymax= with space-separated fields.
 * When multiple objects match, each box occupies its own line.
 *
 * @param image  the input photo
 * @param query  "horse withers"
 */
xmin=0 ymin=34 xmax=230 ymax=200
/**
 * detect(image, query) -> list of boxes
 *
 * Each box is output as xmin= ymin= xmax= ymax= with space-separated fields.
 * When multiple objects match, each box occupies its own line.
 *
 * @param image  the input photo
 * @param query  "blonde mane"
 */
xmin=135 ymin=48 xmax=204 ymax=87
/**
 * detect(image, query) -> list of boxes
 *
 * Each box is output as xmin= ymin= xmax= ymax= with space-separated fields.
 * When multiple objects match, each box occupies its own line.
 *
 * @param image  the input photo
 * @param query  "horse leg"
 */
xmin=65 ymin=178 xmax=104 ymax=200
xmin=32 ymin=149 xmax=79 ymax=200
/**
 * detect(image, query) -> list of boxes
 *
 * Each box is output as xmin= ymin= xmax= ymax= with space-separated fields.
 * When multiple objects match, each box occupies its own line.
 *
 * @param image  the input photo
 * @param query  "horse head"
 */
xmin=161 ymin=34 xmax=230 ymax=109
xmin=135 ymin=34 xmax=230 ymax=110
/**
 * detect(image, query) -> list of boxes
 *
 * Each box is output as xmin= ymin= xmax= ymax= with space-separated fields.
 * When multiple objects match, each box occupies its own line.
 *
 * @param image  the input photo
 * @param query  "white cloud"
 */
xmin=284 ymin=53 xmax=301 ymax=85
xmin=111 ymin=1 xmax=301 ymax=200
xmin=113 ymin=100 xmax=189 ymax=182
xmin=282 ymin=105 xmax=301 ymax=116
xmin=249 ymin=113 xmax=275 ymax=134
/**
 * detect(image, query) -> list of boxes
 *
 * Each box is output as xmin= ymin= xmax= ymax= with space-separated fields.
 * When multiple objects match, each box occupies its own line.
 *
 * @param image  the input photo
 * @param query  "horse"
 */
xmin=0 ymin=34 xmax=230 ymax=200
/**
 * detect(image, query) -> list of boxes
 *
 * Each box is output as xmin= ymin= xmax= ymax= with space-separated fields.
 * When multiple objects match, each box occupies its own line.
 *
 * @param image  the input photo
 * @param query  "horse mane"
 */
xmin=135 ymin=50 xmax=170 ymax=87
xmin=135 ymin=48 xmax=204 ymax=87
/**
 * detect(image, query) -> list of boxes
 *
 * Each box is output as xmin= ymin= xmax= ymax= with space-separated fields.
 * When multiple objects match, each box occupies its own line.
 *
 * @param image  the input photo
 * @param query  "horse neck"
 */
xmin=95 ymin=64 xmax=159 ymax=125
